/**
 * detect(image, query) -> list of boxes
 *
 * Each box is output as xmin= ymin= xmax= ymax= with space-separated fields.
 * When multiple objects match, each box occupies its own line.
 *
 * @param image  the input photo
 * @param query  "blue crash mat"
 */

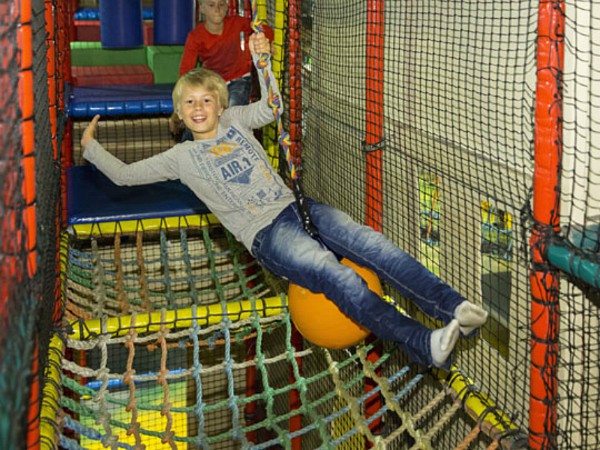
xmin=74 ymin=7 xmax=153 ymax=20
xmin=68 ymin=84 xmax=175 ymax=118
xmin=67 ymin=165 xmax=209 ymax=225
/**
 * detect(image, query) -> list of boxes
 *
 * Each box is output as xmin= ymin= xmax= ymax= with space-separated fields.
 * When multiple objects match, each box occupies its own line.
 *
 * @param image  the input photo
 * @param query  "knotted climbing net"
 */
xmin=48 ymin=219 xmax=522 ymax=449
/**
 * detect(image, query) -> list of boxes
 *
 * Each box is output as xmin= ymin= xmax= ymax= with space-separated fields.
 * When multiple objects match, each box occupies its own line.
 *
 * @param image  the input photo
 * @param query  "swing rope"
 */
xmin=250 ymin=7 xmax=318 ymax=238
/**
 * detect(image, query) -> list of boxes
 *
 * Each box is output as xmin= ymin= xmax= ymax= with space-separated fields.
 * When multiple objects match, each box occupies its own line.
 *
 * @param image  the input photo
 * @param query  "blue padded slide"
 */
xmin=67 ymin=165 xmax=209 ymax=225
xmin=68 ymin=84 xmax=174 ymax=118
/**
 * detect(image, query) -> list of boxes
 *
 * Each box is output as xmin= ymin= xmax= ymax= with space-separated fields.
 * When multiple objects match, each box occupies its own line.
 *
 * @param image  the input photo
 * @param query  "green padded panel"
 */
xmin=70 ymin=42 xmax=148 ymax=67
xmin=146 ymin=45 xmax=185 ymax=84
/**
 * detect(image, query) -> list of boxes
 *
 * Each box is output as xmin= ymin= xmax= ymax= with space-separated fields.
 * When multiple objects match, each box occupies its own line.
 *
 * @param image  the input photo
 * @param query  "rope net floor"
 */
xmin=51 ymin=222 xmax=524 ymax=449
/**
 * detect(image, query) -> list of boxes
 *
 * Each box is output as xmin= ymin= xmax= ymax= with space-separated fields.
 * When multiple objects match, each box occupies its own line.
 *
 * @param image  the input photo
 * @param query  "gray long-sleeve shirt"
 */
xmin=83 ymin=57 xmax=296 ymax=252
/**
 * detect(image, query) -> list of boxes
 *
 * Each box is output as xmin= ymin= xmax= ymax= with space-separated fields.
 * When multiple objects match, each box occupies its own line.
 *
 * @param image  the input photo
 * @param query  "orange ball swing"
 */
xmin=287 ymin=258 xmax=382 ymax=350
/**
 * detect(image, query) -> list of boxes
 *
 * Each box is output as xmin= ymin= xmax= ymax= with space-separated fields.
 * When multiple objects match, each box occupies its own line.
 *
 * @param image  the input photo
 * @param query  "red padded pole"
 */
xmin=364 ymin=0 xmax=385 ymax=443
xmin=530 ymin=1 xmax=564 ymax=448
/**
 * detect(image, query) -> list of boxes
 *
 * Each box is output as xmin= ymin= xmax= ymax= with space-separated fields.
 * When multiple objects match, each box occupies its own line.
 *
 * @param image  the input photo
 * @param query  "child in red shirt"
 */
xmin=179 ymin=0 xmax=274 ymax=107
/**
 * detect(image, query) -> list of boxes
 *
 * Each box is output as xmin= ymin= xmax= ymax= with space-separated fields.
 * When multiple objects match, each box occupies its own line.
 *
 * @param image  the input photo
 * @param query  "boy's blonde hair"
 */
xmin=172 ymin=68 xmax=229 ymax=113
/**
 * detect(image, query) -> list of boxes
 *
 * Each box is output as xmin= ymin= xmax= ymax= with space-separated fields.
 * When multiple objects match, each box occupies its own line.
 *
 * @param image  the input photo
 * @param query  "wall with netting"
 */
xmin=299 ymin=1 xmax=599 ymax=448
xmin=0 ymin=0 xmax=67 ymax=448
xmin=301 ymin=0 xmax=535 ymax=438
xmin=1 ymin=0 xmax=599 ymax=449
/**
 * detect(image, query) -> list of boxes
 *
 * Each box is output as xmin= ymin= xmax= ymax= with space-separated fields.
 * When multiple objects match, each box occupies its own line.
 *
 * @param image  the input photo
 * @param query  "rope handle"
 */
xmin=250 ymin=9 xmax=319 ymax=239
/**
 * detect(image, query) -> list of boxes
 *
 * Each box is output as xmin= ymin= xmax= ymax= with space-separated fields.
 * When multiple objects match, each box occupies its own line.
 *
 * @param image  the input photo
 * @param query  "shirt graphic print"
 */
xmin=188 ymin=127 xmax=285 ymax=219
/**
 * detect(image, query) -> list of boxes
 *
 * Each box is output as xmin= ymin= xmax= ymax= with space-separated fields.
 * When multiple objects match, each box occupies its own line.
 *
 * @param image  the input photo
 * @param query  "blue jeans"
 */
xmin=251 ymin=200 xmax=465 ymax=367
xmin=227 ymin=75 xmax=252 ymax=107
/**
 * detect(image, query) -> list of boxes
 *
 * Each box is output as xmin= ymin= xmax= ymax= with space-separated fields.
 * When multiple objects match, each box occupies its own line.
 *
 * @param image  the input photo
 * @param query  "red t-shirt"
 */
xmin=179 ymin=15 xmax=273 ymax=81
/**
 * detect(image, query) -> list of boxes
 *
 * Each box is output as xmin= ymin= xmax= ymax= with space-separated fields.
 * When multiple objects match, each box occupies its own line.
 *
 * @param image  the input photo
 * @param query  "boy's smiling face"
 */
xmin=177 ymin=84 xmax=224 ymax=140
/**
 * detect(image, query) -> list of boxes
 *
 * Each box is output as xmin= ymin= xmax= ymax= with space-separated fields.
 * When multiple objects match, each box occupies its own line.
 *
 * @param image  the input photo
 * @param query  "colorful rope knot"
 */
xmin=256 ymin=53 xmax=270 ymax=69
xmin=279 ymin=131 xmax=291 ymax=148
xmin=268 ymin=91 xmax=281 ymax=110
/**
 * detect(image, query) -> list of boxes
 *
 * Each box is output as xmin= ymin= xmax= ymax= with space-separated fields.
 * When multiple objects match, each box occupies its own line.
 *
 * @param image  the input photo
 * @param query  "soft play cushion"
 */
xmin=73 ymin=20 xmax=154 ymax=44
xmin=146 ymin=46 xmax=185 ymax=84
xmin=74 ymin=7 xmax=153 ymax=21
xmin=67 ymin=165 xmax=209 ymax=225
xmin=72 ymin=65 xmax=154 ymax=87
xmin=70 ymin=42 xmax=148 ymax=66
xmin=74 ymin=20 xmax=101 ymax=41
xmin=68 ymin=84 xmax=174 ymax=117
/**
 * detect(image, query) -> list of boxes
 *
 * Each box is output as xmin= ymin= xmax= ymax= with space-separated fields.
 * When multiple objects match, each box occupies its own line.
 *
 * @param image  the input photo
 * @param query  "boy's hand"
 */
xmin=81 ymin=114 xmax=100 ymax=148
xmin=249 ymin=32 xmax=270 ymax=56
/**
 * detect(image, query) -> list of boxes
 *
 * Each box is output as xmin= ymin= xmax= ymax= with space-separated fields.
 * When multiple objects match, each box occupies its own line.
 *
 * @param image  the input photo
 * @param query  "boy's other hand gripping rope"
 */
xmin=251 ymin=9 xmax=319 ymax=239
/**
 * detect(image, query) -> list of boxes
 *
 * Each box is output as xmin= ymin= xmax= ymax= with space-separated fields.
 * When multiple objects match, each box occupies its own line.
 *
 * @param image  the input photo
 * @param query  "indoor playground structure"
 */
xmin=1 ymin=0 xmax=600 ymax=449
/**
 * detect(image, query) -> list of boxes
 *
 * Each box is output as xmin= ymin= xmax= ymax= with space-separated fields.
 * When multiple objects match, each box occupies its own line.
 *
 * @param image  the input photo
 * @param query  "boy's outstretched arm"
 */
xmin=80 ymin=113 xmax=178 ymax=186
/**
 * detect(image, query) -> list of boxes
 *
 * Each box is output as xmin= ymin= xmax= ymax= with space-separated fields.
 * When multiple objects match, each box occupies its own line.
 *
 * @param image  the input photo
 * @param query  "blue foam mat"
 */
xmin=74 ymin=7 xmax=153 ymax=21
xmin=68 ymin=84 xmax=174 ymax=118
xmin=67 ymin=165 xmax=209 ymax=225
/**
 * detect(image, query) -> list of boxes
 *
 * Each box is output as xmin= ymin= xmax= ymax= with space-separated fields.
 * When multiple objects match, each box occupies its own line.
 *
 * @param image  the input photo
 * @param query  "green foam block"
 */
xmin=146 ymin=45 xmax=185 ymax=84
xmin=70 ymin=42 xmax=148 ymax=67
